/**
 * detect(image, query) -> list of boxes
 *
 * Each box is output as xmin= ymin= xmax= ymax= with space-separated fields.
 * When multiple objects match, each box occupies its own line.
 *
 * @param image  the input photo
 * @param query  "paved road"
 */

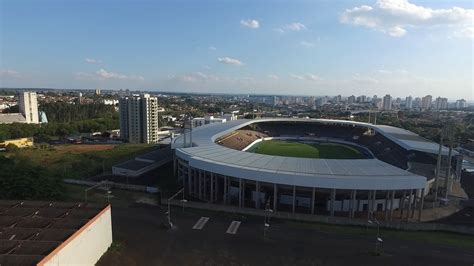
xmin=98 ymin=204 xmax=474 ymax=266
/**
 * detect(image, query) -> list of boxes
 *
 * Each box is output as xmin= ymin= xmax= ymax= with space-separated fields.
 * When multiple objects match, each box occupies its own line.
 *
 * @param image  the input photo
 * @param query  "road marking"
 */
xmin=192 ymin=217 xmax=210 ymax=230
xmin=226 ymin=221 xmax=241 ymax=234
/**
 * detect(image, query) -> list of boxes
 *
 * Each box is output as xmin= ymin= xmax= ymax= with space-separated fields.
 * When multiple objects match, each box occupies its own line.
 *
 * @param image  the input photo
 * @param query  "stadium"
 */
xmin=172 ymin=118 xmax=462 ymax=220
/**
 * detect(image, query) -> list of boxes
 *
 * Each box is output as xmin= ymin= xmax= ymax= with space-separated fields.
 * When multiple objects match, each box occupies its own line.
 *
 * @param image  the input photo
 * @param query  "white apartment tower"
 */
xmin=434 ymin=97 xmax=448 ymax=110
xmin=18 ymin=91 xmax=39 ymax=124
xmin=382 ymin=94 xmax=392 ymax=110
xmin=405 ymin=96 xmax=413 ymax=109
xmin=421 ymin=95 xmax=432 ymax=110
xmin=119 ymin=94 xmax=159 ymax=144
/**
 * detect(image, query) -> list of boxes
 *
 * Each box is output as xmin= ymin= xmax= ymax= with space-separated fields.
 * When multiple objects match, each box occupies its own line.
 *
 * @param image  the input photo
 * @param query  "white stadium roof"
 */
xmin=174 ymin=118 xmax=439 ymax=190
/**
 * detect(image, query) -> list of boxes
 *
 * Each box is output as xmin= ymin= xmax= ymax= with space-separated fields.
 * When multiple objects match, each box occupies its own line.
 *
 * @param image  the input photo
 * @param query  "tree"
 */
xmin=5 ymin=143 xmax=19 ymax=152
xmin=0 ymin=156 xmax=64 ymax=200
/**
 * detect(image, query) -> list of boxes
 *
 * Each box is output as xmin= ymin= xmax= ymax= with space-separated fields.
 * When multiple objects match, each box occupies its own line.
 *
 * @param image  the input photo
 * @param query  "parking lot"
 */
xmin=97 ymin=203 xmax=474 ymax=266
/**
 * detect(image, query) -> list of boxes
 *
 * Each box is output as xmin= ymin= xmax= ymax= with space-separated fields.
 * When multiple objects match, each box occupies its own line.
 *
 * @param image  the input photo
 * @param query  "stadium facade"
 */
xmin=172 ymin=118 xmax=461 ymax=220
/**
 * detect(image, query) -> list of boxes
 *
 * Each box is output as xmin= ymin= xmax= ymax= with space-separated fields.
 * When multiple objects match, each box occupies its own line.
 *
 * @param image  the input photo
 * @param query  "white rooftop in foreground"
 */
xmin=174 ymin=118 xmax=432 ymax=190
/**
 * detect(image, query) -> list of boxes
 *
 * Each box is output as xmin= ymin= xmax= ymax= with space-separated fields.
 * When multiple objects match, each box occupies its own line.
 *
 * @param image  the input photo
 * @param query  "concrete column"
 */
xmin=353 ymin=190 xmax=358 ymax=218
xmin=372 ymin=190 xmax=377 ymax=219
xmin=384 ymin=191 xmax=390 ymax=220
xmin=215 ymin=174 xmax=219 ymax=202
xmin=273 ymin=183 xmax=278 ymax=212
xmin=239 ymin=178 xmax=243 ymax=208
xmin=418 ymin=189 xmax=425 ymax=221
xmin=311 ymin=187 xmax=316 ymax=215
xmin=412 ymin=189 xmax=418 ymax=219
xmin=187 ymin=166 xmax=192 ymax=196
xmin=198 ymin=171 xmax=202 ymax=199
xmin=292 ymin=186 xmax=296 ymax=213
xmin=407 ymin=189 xmax=413 ymax=221
xmin=210 ymin=173 xmax=214 ymax=203
xmin=367 ymin=190 xmax=372 ymax=221
xmin=390 ymin=190 xmax=395 ymax=221
xmin=330 ymin=189 xmax=336 ymax=217
xmin=223 ymin=176 xmax=227 ymax=204
xmin=349 ymin=189 xmax=356 ymax=219
xmin=203 ymin=172 xmax=207 ymax=200
xmin=255 ymin=181 xmax=260 ymax=209
xmin=400 ymin=190 xmax=406 ymax=219
xmin=242 ymin=180 xmax=246 ymax=207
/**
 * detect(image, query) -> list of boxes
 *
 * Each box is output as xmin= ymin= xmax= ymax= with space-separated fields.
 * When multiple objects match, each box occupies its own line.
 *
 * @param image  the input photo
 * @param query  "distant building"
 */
xmin=191 ymin=116 xmax=227 ymax=128
xmin=356 ymin=95 xmax=366 ymax=103
xmin=119 ymin=94 xmax=159 ymax=144
xmin=95 ymin=88 xmax=101 ymax=95
xmin=347 ymin=95 xmax=356 ymax=105
xmin=18 ymin=91 xmax=39 ymax=124
xmin=374 ymin=98 xmax=383 ymax=110
xmin=455 ymin=99 xmax=468 ymax=109
xmin=39 ymin=111 xmax=48 ymax=123
xmin=421 ymin=95 xmax=432 ymax=110
xmin=382 ymin=94 xmax=392 ymax=110
xmin=0 ymin=137 xmax=34 ymax=149
xmin=103 ymin=99 xmax=119 ymax=105
xmin=434 ymin=97 xmax=448 ymax=110
xmin=0 ymin=91 xmax=40 ymax=124
xmin=405 ymin=96 xmax=413 ymax=109
xmin=248 ymin=95 xmax=276 ymax=106
xmin=316 ymin=96 xmax=328 ymax=107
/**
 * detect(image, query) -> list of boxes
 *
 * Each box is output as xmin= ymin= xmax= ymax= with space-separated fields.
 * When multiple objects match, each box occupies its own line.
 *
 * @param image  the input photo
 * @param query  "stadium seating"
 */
xmin=219 ymin=121 xmax=410 ymax=169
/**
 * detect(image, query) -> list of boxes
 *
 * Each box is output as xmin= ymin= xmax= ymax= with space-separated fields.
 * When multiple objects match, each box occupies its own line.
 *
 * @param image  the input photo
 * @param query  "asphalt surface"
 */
xmin=98 ymin=204 xmax=474 ymax=266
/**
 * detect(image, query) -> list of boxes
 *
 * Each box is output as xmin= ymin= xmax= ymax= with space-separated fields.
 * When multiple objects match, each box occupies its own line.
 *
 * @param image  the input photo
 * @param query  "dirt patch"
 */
xmin=54 ymin=144 xmax=116 ymax=154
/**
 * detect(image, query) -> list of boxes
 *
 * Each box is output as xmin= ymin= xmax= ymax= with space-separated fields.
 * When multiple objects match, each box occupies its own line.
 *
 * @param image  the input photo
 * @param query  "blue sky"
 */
xmin=0 ymin=0 xmax=473 ymax=100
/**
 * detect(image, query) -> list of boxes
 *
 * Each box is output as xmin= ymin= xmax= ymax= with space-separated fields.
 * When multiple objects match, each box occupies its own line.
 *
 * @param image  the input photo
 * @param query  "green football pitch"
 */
xmin=249 ymin=140 xmax=365 ymax=159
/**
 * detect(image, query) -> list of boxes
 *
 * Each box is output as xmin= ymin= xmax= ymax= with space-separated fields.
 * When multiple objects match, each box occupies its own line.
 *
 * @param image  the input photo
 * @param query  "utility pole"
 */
xmin=444 ymin=125 xmax=454 ymax=198
xmin=434 ymin=128 xmax=444 ymax=202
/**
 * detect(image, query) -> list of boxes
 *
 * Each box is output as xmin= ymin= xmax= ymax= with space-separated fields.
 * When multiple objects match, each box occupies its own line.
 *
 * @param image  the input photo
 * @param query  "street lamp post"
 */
xmin=181 ymin=199 xmax=187 ymax=212
xmin=368 ymin=219 xmax=382 ymax=254
xmin=263 ymin=199 xmax=273 ymax=239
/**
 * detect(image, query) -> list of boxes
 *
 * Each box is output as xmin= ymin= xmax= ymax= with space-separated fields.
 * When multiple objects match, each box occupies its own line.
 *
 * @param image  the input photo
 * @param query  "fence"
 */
xmin=63 ymin=179 xmax=159 ymax=194
xmin=167 ymin=199 xmax=474 ymax=235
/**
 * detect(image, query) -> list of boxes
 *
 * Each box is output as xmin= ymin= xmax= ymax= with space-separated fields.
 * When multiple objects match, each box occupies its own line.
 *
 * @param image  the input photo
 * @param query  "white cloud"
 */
xmin=208 ymin=46 xmax=217 ymax=50
xmin=0 ymin=69 xmax=21 ymax=78
xmin=76 ymin=69 xmax=144 ymax=81
xmin=240 ymin=19 xmax=260 ymax=29
xmin=275 ymin=22 xmax=307 ymax=33
xmin=378 ymin=69 xmax=392 ymax=74
xmin=454 ymin=27 xmax=474 ymax=38
xmin=300 ymin=41 xmax=316 ymax=47
xmin=290 ymin=73 xmax=322 ymax=81
xmin=178 ymin=72 xmax=219 ymax=82
xmin=340 ymin=0 xmax=474 ymax=38
xmin=352 ymin=74 xmax=379 ymax=83
xmin=267 ymin=74 xmax=279 ymax=80
xmin=84 ymin=58 xmax=102 ymax=64
xmin=217 ymin=57 xmax=243 ymax=66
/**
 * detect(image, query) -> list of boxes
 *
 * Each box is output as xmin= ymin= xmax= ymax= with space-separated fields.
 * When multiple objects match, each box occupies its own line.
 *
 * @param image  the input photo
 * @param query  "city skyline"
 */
xmin=1 ymin=0 xmax=473 ymax=100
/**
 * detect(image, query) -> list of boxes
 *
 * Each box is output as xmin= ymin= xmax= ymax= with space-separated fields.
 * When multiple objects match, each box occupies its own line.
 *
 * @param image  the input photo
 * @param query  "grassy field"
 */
xmin=6 ymin=144 xmax=156 ymax=179
xmin=251 ymin=140 xmax=364 ymax=159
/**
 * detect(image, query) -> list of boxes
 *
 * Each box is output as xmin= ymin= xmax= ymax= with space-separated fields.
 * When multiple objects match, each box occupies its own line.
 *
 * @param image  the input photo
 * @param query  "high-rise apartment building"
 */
xmin=405 ymin=96 xmax=413 ymax=109
xmin=421 ymin=95 xmax=432 ymax=110
xmin=18 ymin=91 xmax=39 ymax=124
xmin=434 ymin=97 xmax=448 ymax=110
xmin=119 ymin=94 xmax=159 ymax=144
xmin=455 ymin=99 xmax=467 ymax=109
xmin=382 ymin=94 xmax=392 ymax=110
xmin=347 ymin=95 xmax=356 ymax=105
